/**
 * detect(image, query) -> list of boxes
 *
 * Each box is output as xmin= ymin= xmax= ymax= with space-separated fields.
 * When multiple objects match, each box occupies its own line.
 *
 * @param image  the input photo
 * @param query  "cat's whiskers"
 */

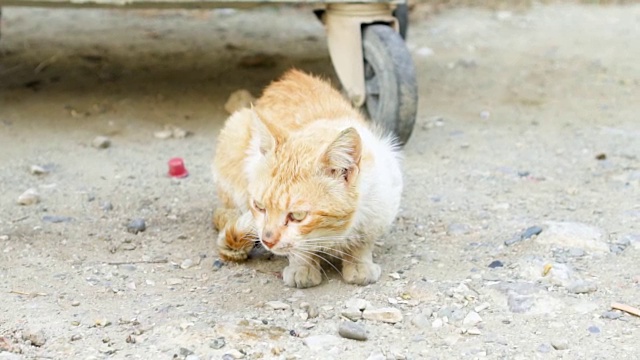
xmin=293 ymin=248 xmax=344 ymax=278
xmin=298 ymin=245 xmax=358 ymax=265
xmin=290 ymin=250 xmax=330 ymax=280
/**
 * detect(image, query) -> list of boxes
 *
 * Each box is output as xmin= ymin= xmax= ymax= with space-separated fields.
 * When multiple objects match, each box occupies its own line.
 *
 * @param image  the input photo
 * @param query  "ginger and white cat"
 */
xmin=212 ymin=69 xmax=402 ymax=288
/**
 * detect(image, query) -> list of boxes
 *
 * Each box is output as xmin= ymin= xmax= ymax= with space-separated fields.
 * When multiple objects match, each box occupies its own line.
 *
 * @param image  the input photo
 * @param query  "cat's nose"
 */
xmin=262 ymin=230 xmax=279 ymax=249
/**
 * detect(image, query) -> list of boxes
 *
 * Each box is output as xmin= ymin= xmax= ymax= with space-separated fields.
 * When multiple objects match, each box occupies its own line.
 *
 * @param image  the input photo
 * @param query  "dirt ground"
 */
xmin=1 ymin=2 xmax=639 ymax=360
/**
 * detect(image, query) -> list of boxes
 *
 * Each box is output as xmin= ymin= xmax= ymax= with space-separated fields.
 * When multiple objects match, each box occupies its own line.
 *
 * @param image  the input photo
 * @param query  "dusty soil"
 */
xmin=1 ymin=3 xmax=640 ymax=360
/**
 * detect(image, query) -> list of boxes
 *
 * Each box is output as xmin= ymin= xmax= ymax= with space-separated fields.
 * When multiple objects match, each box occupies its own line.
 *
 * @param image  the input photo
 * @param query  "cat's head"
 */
xmin=245 ymin=112 xmax=362 ymax=256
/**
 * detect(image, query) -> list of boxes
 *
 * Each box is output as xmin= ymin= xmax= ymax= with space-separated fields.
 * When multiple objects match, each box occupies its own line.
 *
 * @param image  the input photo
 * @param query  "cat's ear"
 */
xmin=323 ymin=127 xmax=362 ymax=184
xmin=249 ymin=110 xmax=283 ymax=156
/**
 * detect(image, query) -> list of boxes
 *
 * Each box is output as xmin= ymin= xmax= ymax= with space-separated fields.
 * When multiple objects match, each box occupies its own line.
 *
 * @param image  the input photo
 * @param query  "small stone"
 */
xmin=447 ymin=223 xmax=470 ymax=236
xmin=588 ymin=325 xmax=601 ymax=334
xmin=567 ymin=280 xmax=597 ymax=294
xmin=185 ymin=356 xmax=200 ymax=360
xmin=71 ymin=300 xmax=81 ymax=307
xmin=488 ymin=260 xmax=504 ymax=269
xmin=466 ymin=327 xmax=481 ymax=335
xmin=345 ymin=298 xmax=371 ymax=311
xmin=432 ymin=318 xmax=443 ymax=328
xmin=367 ymin=351 xmax=386 ymax=360
xmin=92 ymin=135 xmax=111 ymax=149
xmin=70 ymin=334 xmax=82 ymax=341
xmin=303 ymin=334 xmax=341 ymax=351
xmin=341 ymin=308 xmax=363 ymax=321
xmin=524 ymin=226 xmax=544 ymax=237
xmin=536 ymin=221 xmax=608 ymax=252
xmin=568 ymin=248 xmax=586 ymax=257
xmin=42 ymin=215 xmax=73 ymax=223
xmin=601 ymin=311 xmax=622 ymax=320
xmin=338 ymin=321 xmax=367 ymax=341
xmin=154 ymin=129 xmax=173 ymax=139
xmin=480 ymin=110 xmax=491 ymax=119
xmin=179 ymin=347 xmax=194 ymax=356
xmin=537 ymin=344 xmax=552 ymax=353
xmin=127 ymin=218 xmax=146 ymax=234
xmin=94 ymin=318 xmax=111 ymax=327
xmin=388 ymin=272 xmax=401 ymax=280
xmin=17 ymin=188 xmax=40 ymax=205
xmin=474 ymin=303 xmax=490 ymax=313
xmin=224 ymin=89 xmax=255 ymax=114
xmin=154 ymin=124 xmax=191 ymax=139
xmin=180 ymin=259 xmax=194 ymax=269
xmin=101 ymin=201 xmax=114 ymax=211
xmin=30 ymin=165 xmax=49 ymax=175
xmin=213 ymin=259 xmax=225 ymax=270
xmin=24 ymin=330 xmax=46 ymax=346
xmin=505 ymin=225 xmax=543 ymax=246
xmin=166 ymin=278 xmax=183 ymax=285
xmin=0 ymin=235 xmax=9 ymax=241
xmin=410 ymin=314 xmax=431 ymax=329
xmin=300 ymin=302 xmax=319 ymax=318
xmin=362 ymin=307 xmax=403 ymax=323
xmin=415 ymin=47 xmax=434 ymax=57
xmin=450 ymin=309 xmax=466 ymax=322
xmin=266 ymin=301 xmax=290 ymax=310
xmin=209 ymin=337 xmax=226 ymax=349
xmin=551 ymin=339 xmax=569 ymax=350
xmin=462 ymin=311 xmax=482 ymax=326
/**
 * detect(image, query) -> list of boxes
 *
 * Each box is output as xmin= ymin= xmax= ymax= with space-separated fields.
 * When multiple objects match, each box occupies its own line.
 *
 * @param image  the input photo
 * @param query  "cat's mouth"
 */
xmin=259 ymin=240 xmax=292 ymax=256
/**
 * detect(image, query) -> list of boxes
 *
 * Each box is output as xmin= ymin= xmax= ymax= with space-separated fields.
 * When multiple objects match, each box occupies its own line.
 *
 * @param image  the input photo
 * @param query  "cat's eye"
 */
xmin=254 ymin=200 xmax=265 ymax=212
xmin=288 ymin=211 xmax=308 ymax=222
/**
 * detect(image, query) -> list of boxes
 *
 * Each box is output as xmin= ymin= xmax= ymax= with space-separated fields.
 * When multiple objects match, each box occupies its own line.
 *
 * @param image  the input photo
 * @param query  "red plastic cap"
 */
xmin=168 ymin=157 xmax=189 ymax=178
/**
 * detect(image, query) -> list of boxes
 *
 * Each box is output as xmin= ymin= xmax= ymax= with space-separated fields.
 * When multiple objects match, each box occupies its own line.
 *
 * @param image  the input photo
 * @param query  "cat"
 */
xmin=212 ymin=69 xmax=403 ymax=288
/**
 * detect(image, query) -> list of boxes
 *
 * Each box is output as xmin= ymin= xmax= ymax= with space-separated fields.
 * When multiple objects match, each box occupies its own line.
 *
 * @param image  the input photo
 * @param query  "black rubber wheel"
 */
xmin=362 ymin=24 xmax=418 ymax=146
xmin=392 ymin=2 xmax=409 ymax=40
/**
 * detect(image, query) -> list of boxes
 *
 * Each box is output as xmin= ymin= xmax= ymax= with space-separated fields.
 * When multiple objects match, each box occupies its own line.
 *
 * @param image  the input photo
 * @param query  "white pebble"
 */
xmin=474 ymin=302 xmax=490 ymax=313
xmin=463 ymin=311 xmax=483 ymax=326
xmin=17 ymin=188 xmax=40 ymax=205
xmin=180 ymin=259 xmax=194 ymax=270
xmin=362 ymin=307 xmax=403 ymax=323
xmin=266 ymin=301 xmax=290 ymax=310
xmin=467 ymin=327 xmax=482 ymax=335
xmin=30 ymin=165 xmax=49 ymax=175
xmin=345 ymin=298 xmax=370 ymax=311
xmin=91 ymin=135 xmax=111 ymax=149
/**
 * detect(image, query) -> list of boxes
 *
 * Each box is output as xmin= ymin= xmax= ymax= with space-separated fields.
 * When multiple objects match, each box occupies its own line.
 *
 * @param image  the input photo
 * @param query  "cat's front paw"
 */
xmin=342 ymin=262 xmax=381 ymax=285
xmin=282 ymin=264 xmax=323 ymax=288
xmin=217 ymin=226 xmax=255 ymax=263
